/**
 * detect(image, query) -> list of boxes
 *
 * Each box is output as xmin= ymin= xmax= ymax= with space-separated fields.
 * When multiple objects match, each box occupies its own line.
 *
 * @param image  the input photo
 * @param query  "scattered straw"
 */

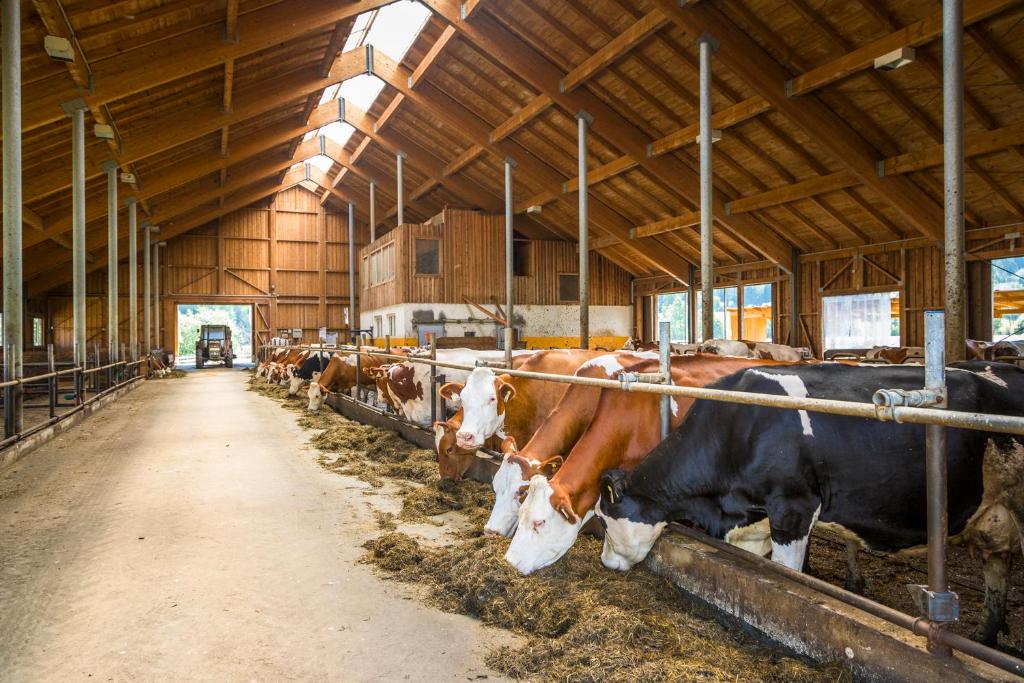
xmin=248 ymin=373 xmax=846 ymax=682
xmin=150 ymin=369 xmax=188 ymax=380
xmin=362 ymin=532 xmax=845 ymax=682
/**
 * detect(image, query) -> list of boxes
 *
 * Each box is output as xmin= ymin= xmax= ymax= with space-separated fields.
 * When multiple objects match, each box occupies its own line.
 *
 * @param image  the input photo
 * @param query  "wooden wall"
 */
xmin=361 ymin=208 xmax=631 ymax=310
xmin=41 ymin=187 xmax=368 ymax=357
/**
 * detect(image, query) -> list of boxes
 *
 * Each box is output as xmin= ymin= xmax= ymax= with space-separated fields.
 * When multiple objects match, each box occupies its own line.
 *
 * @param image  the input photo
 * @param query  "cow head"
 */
xmin=595 ymin=469 xmax=667 ymax=571
xmin=255 ymin=362 xmax=268 ymax=378
xmin=504 ymin=475 xmax=589 ymax=574
xmin=434 ymin=419 xmax=478 ymax=481
xmin=287 ymin=369 xmax=306 ymax=396
xmin=484 ymin=446 xmax=562 ymax=537
xmin=447 ymin=368 xmax=516 ymax=450
xmin=307 ymin=372 xmax=328 ymax=411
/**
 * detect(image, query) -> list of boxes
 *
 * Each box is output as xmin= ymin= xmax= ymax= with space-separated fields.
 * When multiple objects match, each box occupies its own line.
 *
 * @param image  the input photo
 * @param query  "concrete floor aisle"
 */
xmin=0 ymin=368 xmax=510 ymax=682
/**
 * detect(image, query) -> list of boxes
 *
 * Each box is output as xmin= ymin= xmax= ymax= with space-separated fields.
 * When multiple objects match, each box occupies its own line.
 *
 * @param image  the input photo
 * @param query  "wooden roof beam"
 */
xmin=647 ymin=96 xmax=770 ymax=157
xmin=787 ymin=0 xmax=1016 ymax=97
xmin=489 ymin=95 xmax=554 ymax=143
xmin=408 ymin=25 xmax=458 ymax=89
xmin=560 ymin=9 xmax=671 ymax=93
xmin=418 ymin=0 xmax=793 ymax=272
xmin=726 ymin=171 xmax=859 ymax=214
xmin=659 ymin=0 xmax=945 ymax=241
xmin=632 ymin=211 xmax=702 ymax=239
xmin=16 ymin=0 xmax=397 ymax=138
xmin=369 ymin=49 xmax=694 ymax=279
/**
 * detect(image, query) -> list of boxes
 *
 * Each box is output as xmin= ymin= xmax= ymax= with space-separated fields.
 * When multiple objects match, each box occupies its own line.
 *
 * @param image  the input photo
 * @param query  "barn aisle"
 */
xmin=0 ymin=370 xmax=510 ymax=682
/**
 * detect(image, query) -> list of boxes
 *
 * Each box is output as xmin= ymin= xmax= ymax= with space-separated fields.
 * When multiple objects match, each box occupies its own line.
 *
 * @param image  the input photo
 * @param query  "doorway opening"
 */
xmin=176 ymin=304 xmax=254 ymax=368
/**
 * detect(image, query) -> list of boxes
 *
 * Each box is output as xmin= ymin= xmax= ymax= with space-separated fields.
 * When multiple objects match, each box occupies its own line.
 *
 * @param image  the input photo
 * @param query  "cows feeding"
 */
xmin=505 ymin=354 xmax=786 ymax=575
xmin=306 ymin=347 xmax=404 ymax=411
xmin=373 ymin=349 xmax=534 ymax=426
xmin=481 ymin=351 xmax=659 ymax=535
xmin=287 ymin=352 xmax=333 ymax=395
xmin=697 ymin=339 xmax=805 ymax=361
xmin=596 ymin=362 xmax=1024 ymax=645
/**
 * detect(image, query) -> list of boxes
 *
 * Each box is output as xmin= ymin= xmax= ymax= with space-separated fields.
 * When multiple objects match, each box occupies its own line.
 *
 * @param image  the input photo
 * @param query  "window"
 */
xmin=387 ymin=314 xmax=396 ymax=337
xmin=558 ymin=273 xmax=579 ymax=303
xmin=822 ymin=291 xmax=900 ymax=350
xmin=656 ymin=292 xmax=690 ymax=342
xmin=513 ymin=240 xmax=532 ymax=277
xmin=373 ymin=315 xmax=383 ymax=336
xmin=695 ymin=286 xmax=739 ymax=339
xmin=992 ymin=256 xmax=1024 ymax=341
xmin=414 ymin=238 xmax=440 ymax=275
xmin=368 ymin=243 xmax=395 ymax=286
xmin=30 ymin=316 xmax=44 ymax=347
xmin=741 ymin=284 xmax=773 ymax=342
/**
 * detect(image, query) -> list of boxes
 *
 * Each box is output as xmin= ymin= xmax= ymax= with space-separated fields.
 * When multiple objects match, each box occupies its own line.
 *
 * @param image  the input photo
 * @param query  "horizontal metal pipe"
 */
xmin=312 ymin=347 xmax=1024 ymax=437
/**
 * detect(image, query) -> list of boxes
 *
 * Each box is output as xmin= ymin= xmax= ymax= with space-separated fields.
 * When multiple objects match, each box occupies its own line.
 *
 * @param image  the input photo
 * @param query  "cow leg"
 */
xmin=844 ymin=539 xmax=865 ymax=594
xmin=767 ymin=499 xmax=821 ymax=572
xmin=977 ymin=553 xmax=1011 ymax=645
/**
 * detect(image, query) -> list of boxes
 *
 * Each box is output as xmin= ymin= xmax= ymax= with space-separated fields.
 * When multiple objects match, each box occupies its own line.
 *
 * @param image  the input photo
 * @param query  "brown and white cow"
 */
xmin=698 ymin=338 xmax=804 ymax=361
xmin=434 ymin=350 xmax=602 ymax=481
xmin=256 ymin=348 xmax=288 ymax=378
xmin=306 ymin=347 xmax=407 ymax=411
xmin=505 ymin=354 xmax=790 ymax=575
xmin=374 ymin=349 xmax=536 ymax=426
xmin=482 ymin=351 xmax=661 ymax=535
xmin=266 ymin=348 xmax=310 ymax=384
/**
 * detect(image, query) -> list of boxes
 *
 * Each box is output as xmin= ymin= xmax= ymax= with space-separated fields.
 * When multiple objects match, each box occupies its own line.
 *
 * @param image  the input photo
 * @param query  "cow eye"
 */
xmin=489 ymin=397 xmax=496 ymax=404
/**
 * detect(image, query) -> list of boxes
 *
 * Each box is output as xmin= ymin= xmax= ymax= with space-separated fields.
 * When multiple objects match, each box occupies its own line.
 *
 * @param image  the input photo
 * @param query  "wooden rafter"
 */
xmin=559 ymin=9 xmax=670 ymax=93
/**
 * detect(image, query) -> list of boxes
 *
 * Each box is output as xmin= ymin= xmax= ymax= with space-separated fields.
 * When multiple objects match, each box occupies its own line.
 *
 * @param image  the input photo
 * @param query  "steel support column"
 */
xmin=504 ymin=157 xmax=516 ymax=366
xmin=2 ymin=0 xmax=22 ymax=436
xmin=154 ymin=242 xmax=162 ymax=350
xmin=369 ymin=180 xmax=377 ymax=242
xmin=63 ymin=100 xmax=88 ymax=370
xmin=943 ymin=0 xmax=965 ymax=362
xmin=577 ymin=111 xmax=592 ymax=349
xmin=100 ymin=160 xmax=119 ymax=362
xmin=396 ymin=152 xmax=405 ymax=226
xmin=126 ymin=198 xmax=139 ymax=360
xmin=348 ymin=202 xmax=357 ymax=336
xmin=143 ymin=224 xmax=153 ymax=351
xmin=699 ymin=35 xmax=717 ymax=342
xmin=790 ymin=247 xmax=800 ymax=347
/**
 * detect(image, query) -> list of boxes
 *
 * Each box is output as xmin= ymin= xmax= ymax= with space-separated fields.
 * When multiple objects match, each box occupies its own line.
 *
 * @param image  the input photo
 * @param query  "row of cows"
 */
xmin=255 ymin=341 xmax=1024 ymax=646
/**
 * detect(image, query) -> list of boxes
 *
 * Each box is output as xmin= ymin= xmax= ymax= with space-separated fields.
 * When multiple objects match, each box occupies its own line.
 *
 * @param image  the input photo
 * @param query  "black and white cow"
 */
xmin=287 ymin=352 xmax=333 ymax=396
xmin=597 ymin=361 xmax=1024 ymax=645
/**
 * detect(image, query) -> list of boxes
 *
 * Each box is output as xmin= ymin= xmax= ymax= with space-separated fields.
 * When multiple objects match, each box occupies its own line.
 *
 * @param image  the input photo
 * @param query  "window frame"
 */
xmin=366 ymin=241 xmax=396 ymax=287
xmin=821 ymin=290 xmax=902 ymax=351
xmin=413 ymin=237 xmax=441 ymax=277
xmin=557 ymin=272 xmax=580 ymax=304
xmin=29 ymin=315 xmax=44 ymax=348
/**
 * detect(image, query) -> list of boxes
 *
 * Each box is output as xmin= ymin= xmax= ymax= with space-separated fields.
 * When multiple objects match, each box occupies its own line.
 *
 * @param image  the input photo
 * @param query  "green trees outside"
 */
xmin=177 ymin=304 xmax=253 ymax=359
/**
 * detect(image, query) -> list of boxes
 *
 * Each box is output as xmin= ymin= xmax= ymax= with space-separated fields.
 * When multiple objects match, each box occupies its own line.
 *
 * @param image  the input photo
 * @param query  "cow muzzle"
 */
xmin=455 ymin=431 xmax=481 ymax=449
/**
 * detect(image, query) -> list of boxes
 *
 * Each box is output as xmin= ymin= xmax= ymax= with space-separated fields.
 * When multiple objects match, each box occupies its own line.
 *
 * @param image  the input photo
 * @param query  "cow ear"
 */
xmin=516 ymin=484 xmax=529 ymax=503
xmin=539 ymin=455 xmax=563 ymax=477
xmin=496 ymin=375 xmax=516 ymax=403
xmin=499 ymin=436 xmax=519 ymax=456
xmin=555 ymin=501 xmax=578 ymax=524
xmin=600 ymin=469 xmax=627 ymax=506
xmin=439 ymin=382 xmax=463 ymax=400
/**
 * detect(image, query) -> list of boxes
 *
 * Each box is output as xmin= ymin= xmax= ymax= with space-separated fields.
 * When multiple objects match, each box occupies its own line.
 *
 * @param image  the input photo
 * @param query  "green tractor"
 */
xmin=195 ymin=325 xmax=234 ymax=368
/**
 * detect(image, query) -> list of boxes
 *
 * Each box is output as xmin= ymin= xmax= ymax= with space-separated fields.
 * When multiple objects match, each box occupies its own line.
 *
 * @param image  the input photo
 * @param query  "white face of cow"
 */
xmin=287 ymin=372 xmax=306 ymax=396
xmin=504 ymin=476 xmax=592 ymax=575
xmin=454 ymin=367 xmax=511 ymax=449
xmin=255 ymin=363 xmax=267 ymax=378
xmin=306 ymin=373 xmax=325 ymax=412
xmin=596 ymin=504 xmax=667 ymax=571
xmin=484 ymin=455 xmax=532 ymax=537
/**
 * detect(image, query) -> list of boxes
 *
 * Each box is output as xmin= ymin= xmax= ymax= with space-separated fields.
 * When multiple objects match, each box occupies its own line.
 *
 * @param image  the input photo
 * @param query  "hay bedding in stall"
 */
xmin=150 ymin=369 xmax=188 ymax=379
xmin=247 ymin=375 xmax=844 ymax=682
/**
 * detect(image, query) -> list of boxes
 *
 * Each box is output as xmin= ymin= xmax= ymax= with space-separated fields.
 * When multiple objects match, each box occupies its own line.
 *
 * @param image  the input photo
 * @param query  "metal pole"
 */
xmin=577 ymin=111 xmax=592 ymax=349
xmin=429 ymin=333 xmax=438 ymax=425
xmin=699 ymin=35 xmax=716 ymax=342
xmin=790 ymin=248 xmax=800 ymax=347
xmin=101 ymin=160 xmax=119 ymax=362
xmin=143 ymin=224 xmax=152 ymax=352
xmin=504 ymin=157 xmax=516 ymax=366
xmin=127 ymin=198 xmax=138 ymax=360
xmin=923 ymin=308 xmax=954 ymax=655
xmin=3 ymin=0 xmax=23 ymax=436
xmin=369 ymin=180 xmax=377 ymax=242
xmin=348 ymin=202 xmax=357 ymax=338
xmin=47 ymin=344 xmax=56 ymax=419
xmin=659 ymin=321 xmax=671 ymax=440
xmin=943 ymin=0 xmax=965 ymax=363
xmin=154 ymin=243 xmax=162 ymax=350
xmin=396 ymin=152 xmax=405 ymax=226
xmin=63 ymin=100 xmax=88 ymax=371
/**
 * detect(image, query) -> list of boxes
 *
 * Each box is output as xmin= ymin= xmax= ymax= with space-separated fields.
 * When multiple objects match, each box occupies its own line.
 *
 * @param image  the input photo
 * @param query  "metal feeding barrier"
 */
xmin=0 ymin=344 xmax=151 ymax=450
xmin=265 ymin=309 xmax=1024 ymax=675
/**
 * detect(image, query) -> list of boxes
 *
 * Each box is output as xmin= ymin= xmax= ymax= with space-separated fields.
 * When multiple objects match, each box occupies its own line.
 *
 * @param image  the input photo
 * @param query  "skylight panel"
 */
xmin=307 ymin=154 xmax=335 ymax=172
